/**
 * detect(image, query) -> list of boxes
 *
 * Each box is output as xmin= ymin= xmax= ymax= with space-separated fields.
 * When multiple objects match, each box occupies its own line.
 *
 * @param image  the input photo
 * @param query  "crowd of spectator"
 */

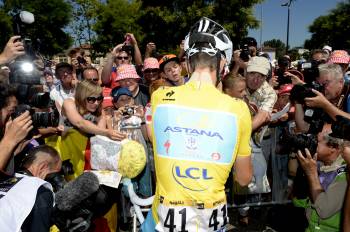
xmin=0 ymin=23 xmax=350 ymax=232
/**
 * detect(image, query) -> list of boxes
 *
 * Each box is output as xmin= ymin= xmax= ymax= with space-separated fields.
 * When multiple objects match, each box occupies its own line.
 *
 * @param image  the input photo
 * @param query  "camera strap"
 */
xmin=336 ymin=83 xmax=350 ymax=109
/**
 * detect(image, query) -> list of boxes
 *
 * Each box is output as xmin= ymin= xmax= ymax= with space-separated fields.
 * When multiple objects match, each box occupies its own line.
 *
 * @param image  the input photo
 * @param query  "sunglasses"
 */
xmin=86 ymin=95 xmax=104 ymax=103
xmin=88 ymin=77 xmax=99 ymax=82
xmin=117 ymin=56 xmax=129 ymax=60
xmin=144 ymin=69 xmax=159 ymax=74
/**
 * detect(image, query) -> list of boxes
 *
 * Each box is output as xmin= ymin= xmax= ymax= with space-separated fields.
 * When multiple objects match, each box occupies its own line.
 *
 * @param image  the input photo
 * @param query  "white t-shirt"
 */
xmin=50 ymin=84 xmax=75 ymax=111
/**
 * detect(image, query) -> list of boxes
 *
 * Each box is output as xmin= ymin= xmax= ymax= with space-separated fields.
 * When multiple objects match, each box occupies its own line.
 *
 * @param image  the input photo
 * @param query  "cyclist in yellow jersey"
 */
xmin=141 ymin=17 xmax=253 ymax=232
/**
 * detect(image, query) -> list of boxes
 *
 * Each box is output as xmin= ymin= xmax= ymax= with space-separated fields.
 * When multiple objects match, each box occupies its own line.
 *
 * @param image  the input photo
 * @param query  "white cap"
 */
xmin=247 ymin=56 xmax=270 ymax=76
xmin=322 ymin=45 xmax=332 ymax=53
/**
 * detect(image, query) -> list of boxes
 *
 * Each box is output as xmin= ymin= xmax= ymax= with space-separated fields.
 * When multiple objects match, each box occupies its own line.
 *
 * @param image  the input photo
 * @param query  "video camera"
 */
xmin=301 ymin=59 xmax=323 ymax=84
xmin=8 ymin=9 xmax=41 ymax=86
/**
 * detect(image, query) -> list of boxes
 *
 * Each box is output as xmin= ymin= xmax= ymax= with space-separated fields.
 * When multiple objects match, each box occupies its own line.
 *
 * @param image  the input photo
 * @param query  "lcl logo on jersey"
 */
xmin=172 ymin=165 xmax=213 ymax=191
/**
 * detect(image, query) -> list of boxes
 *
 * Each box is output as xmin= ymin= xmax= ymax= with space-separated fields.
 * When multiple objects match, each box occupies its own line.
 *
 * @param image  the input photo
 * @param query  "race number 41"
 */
xmin=156 ymin=204 xmax=228 ymax=232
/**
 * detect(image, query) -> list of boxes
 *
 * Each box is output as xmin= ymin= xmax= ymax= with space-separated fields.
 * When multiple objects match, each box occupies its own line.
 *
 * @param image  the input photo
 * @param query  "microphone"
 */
xmin=55 ymin=172 xmax=99 ymax=211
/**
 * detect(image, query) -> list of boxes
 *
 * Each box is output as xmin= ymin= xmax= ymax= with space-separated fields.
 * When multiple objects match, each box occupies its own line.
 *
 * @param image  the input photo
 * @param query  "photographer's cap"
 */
xmin=116 ymin=64 xmax=140 ymax=81
xmin=328 ymin=50 xmax=350 ymax=64
xmin=143 ymin=57 xmax=159 ymax=71
xmin=111 ymin=87 xmax=133 ymax=102
xmin=247 ymin=56 xmax=270 ymax=76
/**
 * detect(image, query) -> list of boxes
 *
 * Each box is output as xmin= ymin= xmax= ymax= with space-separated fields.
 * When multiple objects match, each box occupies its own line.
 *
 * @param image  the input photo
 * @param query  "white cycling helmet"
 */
xmin=184 ymin=17 xmax=233 ymax=65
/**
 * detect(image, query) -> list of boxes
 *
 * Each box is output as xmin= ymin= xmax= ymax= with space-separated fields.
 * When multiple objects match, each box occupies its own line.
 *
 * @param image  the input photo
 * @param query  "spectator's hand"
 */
xmin=71 ymin=57 xmax=79 ymax=69
xmin=145 ymin=42 xmax=156 ymax=57
xmin=0 ymin=36 xmax=25 ymax=64
xmin=284 ymin=71 xmax=304 ymax=85
xmin=233 ymin=50 xmax=246 ymax=69
xmin=112 ymin=44 xmax=124 ymax=56
xmin=180 ymin=40 xmax=185 ymax=51
xmin=297 ymin=148 xmax=318 ymax=177
xmin=5 ymin=111 xmax=33 ymax=144
xmin=125 ymin=33 xmax=137 ymax=46
xmin=305 ymin=89 xmax=328 ymax=108
xmin=107 ymin=129 xmax=126 ymax=141
xmin=269 ymin=76 xmax=279 ymax=87
xmin=13 ymin=140 xmax=31 ymax=156
xmin=134 ymin=105 xmax=145 ymax=118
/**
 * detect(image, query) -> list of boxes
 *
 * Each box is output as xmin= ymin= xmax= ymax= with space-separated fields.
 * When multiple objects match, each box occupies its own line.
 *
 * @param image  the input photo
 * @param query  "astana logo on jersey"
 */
xmin=154 ymin=105 xmax=238 ymax=164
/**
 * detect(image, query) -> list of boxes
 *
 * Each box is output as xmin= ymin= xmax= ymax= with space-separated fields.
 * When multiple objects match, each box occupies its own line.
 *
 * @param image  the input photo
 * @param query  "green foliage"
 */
xmin=93 ymin=0 xmax=143 ymax=53
xmin=94 ymin=0 xmax=263 ymax=54
xmin=263 ymin=39 xmax=286 ymax=59
xmin=68 ymin=0 xmax=100 ymax=47
xmin=0 ymin=0 xmax=72 ymax=56
xmin=304 ymin=1 xmax=350 ymax=50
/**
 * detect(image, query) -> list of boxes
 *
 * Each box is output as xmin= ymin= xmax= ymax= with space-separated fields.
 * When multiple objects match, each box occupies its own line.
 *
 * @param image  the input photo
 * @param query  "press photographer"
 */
xmin=0 ymin=145 xmax=61 ymax=232
xmin=294 ymin=63 xmax=350 ymax=134
xmin=293 ymin=124 xmax=348 ymax=232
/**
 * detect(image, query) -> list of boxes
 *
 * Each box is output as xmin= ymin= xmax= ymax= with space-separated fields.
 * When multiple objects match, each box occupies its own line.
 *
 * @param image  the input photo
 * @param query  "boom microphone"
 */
xmin=55 ymin=172 xmax=99 ymax=211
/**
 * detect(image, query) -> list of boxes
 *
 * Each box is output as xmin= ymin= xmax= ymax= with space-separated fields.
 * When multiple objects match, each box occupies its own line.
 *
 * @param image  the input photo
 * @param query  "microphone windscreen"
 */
xmin=55 ymin=172 xmax=99 ymax=211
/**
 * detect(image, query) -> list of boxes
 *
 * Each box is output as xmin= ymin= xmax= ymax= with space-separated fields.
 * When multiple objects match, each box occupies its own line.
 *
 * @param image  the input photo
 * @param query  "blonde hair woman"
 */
xmin=62 ymin=80 xmax=126 ymax=140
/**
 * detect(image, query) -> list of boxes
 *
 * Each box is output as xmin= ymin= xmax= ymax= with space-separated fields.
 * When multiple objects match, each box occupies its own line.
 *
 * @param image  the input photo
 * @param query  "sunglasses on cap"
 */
xmin=86 ymin=95 xmax=104 ymax=103
xmin=117 ymin=56 xmax=129 ymax=60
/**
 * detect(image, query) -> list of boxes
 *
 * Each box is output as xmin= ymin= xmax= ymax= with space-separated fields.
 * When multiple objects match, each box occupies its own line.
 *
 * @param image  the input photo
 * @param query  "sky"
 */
xmin=248 ymin=0 xmax=345 ymax=48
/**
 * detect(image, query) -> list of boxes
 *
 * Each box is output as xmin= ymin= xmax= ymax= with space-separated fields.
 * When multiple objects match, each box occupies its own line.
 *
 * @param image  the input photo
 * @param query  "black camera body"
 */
xmin=45 ymin=159 xmax=74 ymax=192
xmin=11 ymin=92 xmax=60 ymax=138
xmin=301 ymin=60 xmax=321 ymax=84
xmin=281 ymin=133 xmax=318 ymax=156
xmin=331 ymin=115 xmax=350 ymax=141
xmin=240 ymin=44 xmax=250 ymax=62
xmin=290 ymin=83 xmax=327 ymax=134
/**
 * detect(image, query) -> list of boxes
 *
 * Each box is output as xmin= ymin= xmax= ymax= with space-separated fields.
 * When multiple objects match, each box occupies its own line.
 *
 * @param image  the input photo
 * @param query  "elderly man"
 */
xmin=295 ymin=63 xmax=350 ymax=133
xmin=294 ymin=130 xmax=347 ymax=232
xmin=245 ymin=56 xmax=277 ymax=131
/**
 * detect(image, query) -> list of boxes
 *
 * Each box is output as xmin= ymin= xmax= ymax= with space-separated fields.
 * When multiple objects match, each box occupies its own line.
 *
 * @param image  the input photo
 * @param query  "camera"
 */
xmin=290 ymin=82 xmax=324 ymax=105
xmin=11 ymin=92 xmax=60 ymax=136
xmin=330 ymin=115 xmax=350 ymax=141
xmin=281 ymin=133 xmax=318 ymax=156
xmin=122 ymin=106 xmax=135 ymax=116
xmin=290 ymin=82 xmax=328 ymax=134
xmin=240 ymin=44 xmax=250 ymax=62
xmin=45 ymin=159 xmax=74 ymax=192
xmin=301 ymin=60 xmax=322 ymax=84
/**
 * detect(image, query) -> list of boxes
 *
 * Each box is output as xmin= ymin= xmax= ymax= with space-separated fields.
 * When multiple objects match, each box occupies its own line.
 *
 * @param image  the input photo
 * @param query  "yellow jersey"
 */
xmin=150 ymin=81 xmax=251 ymax=232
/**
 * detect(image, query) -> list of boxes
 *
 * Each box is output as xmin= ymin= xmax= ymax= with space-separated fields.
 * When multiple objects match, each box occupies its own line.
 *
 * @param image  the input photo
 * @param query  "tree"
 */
xmin=93 ymin=0 xmax=143 ymax=53
xmin=1 ymin=0 xmax=73 ymax=56
xmin=304 ymin=1 xmax=350 ymax=50
xmin=263 ymin=39 xmax=286 ymax=59
xmin=94 ymin=0 xmax=263 ymax=54
xmin=68 ymin=0 xmax=100 ymax=47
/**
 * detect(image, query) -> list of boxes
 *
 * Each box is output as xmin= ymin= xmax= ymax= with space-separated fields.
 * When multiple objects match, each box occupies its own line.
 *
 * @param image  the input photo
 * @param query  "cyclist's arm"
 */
xmin=234 ymin=102 xmax=253 ymax=186
xmin=234 ymin=156 xmax=252 ymax=186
